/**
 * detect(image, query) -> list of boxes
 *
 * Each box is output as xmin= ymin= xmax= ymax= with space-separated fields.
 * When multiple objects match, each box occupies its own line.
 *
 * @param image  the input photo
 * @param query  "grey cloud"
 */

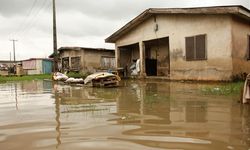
xmin=1 ymin=0 xmax=249 ymax=18
xmin=0 ymin=0 xmax=249 ymax=60
xmin=0 ymin=0 xmax=48 ymax=17
xmin=56 ymin=0 xmax=167 ymax=20
xmin=56 ymin=11 xmax=127 ymax=38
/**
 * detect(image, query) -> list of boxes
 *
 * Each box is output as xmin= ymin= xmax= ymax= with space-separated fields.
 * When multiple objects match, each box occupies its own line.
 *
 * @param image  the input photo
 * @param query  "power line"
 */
xmin=14 ymin=0 xmax=50 ymax=39
xmin=11 ymin=0 xmax=39 ymax=38
xmin=26 ymin=0 xmax=39 ymax=17
xmin=17 ymin=0 xmax=39 ymax=29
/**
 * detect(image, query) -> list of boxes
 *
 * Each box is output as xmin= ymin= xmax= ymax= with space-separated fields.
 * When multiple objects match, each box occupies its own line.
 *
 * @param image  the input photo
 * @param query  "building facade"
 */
xmin=106 ymin=6 xmax=250 ymax=81
xmin=58 ymin=47 xmax=115 ymax=73
xmin=22 ymin=58 xmax=53 ymax=75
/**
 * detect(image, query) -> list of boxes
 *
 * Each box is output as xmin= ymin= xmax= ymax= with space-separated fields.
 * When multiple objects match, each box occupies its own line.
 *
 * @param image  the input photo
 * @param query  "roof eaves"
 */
xmin=105 ymin=6 xmax=250 ymax=43
xmin=238 ymin=7 xmax=250 ymax=19
xmin=58 ymin=46 xmax=114 ymax=52
xmin=58 ymin=47 xmax=83 ymax=51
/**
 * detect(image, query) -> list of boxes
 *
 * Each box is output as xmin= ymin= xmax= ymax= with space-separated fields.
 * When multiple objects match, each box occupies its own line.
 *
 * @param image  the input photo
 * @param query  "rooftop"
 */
xmin=105 ymin=5 xmax=250 ymax=43
xmin=22 ymin=58 xmax=52 ymax=61
xmin=58 ymin=47 xmax=114 ymax=52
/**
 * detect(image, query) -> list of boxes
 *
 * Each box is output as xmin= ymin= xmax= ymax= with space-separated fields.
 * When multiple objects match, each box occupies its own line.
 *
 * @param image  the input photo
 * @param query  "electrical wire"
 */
xmin=11 ymin=0 xmax=39 ymax=38
xmin=14 ymin=0 xmax=51 ymax=39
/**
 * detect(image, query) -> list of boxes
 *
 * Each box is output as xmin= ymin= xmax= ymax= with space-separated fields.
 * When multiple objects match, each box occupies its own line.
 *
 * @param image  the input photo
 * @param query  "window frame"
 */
xmin=62 ymin=57 xmax=69 ymax=70
xmin=185 ymin=34 xmax=207 ymax=61
xmin=100 ymin=56 xmax=116 ymax=69
xmin=70 ymin=56 xmax=81 ymax=70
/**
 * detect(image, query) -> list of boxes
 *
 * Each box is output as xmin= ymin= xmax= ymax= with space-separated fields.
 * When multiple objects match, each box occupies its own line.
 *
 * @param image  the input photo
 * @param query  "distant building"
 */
xmin=0 ymin=60 xmax=22 ymax=75
xmin=0 ymin=60 xmax=21 ymax=67
xmin=22 ymin=58 xmax=53 ymax=75
xmin=106 ymin=6 xmax=250 ymax=81
xmin=57 ymin=47 xmax=115 ymax=73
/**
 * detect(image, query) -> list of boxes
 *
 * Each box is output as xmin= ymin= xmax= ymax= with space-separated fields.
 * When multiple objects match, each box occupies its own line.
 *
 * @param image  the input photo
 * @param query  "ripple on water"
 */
xmin=0 ymin=80 xmax=249 ymax=150
xmin=0 ymin=134 xmax=7 ymax=142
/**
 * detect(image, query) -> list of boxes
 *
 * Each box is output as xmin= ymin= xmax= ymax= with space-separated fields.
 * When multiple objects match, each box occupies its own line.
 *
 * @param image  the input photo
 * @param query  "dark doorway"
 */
xmin=146 ymin=58 xmax=157 ymax=76
xmin=144 ymin=37 xmax=170 ymax=77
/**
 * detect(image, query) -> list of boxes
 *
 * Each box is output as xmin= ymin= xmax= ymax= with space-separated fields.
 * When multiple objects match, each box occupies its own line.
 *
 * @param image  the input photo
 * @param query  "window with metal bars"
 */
xmin=71 ymin=57 xmax=81 ymax=70
xmin=185 ymin=34 xmax=207 ymax=61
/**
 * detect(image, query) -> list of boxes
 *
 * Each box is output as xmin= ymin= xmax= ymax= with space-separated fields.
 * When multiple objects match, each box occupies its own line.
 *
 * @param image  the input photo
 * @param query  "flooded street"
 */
xmin=0 ymin=80 xmax=249 ymax=150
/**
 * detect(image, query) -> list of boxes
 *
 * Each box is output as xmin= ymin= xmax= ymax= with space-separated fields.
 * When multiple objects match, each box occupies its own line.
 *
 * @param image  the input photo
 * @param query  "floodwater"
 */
xmin=0 ymin=80 xmax=249 ymax=150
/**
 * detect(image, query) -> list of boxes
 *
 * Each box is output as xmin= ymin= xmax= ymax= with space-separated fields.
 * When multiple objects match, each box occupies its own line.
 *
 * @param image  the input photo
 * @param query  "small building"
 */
xmin=106 ymin=5 xmax=250 ymax=81
xmin=0 ymin=60 xmax=22 ymax=75
xmin=58 ymin=47 xmax=115 ymax=73
xmin=22 ymin=58 xmax=53 ymax=75
xmin=0 ymin=60 xmax=21 ymax=68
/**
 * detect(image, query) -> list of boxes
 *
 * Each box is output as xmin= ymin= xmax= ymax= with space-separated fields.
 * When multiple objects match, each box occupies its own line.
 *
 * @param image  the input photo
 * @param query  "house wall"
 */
xmin=231 ymin=17 xmax=250 ymax=77
xmin=59 ymin=49 xmax=115 ymax=73
xmin=60 ymin=50 xmax=84 ymax=71
xmin=84 ymin=50 xmax=114 ymax=73
xmin=27 ymin=60 xmax=43 ymax=75
xmin=0 ymin=70 xmax=8 ymax=76
xmin=115 ymin=14 xmax=233 ymax=81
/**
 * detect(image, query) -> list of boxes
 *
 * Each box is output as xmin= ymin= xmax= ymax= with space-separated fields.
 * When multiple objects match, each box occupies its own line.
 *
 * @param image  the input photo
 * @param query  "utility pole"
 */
xmin=10 ymin=52 xmax=11 ymax=61
xmin=53 ymin=0 xmax=58 ymax=72
xmin=10 ymin=39 xmax=18 ymax=63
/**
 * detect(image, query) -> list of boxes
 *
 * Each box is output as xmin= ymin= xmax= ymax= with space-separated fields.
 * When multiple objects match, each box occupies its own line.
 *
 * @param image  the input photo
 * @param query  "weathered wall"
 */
xmin=60 ymin=50 xmax=84 ymax=71
xmin=157 ymin=39 xmax=170 ymax=76
xmin=115 ymin=14 xmax=233 ymax=81
xmin=231 ymin=17 xmax=250 ymax=78
xmin=60 ymin=49 xmax=114 ymax=73
xmin=0 ymin=70 xmax=8 ymax=76
xmin=27 ymin=60 xmax=43 ymax=75
xmin=83 ymin=50 xmax=114 ymax=73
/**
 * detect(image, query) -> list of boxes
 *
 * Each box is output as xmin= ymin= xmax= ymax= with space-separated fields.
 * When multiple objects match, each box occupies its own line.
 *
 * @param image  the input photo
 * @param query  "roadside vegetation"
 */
xmin=0 ymin=71 xmax=91 ymax=83
xmin=201 ymin=81 xmax=244 ymax=95
xmin=0 ymin=74 xmax=52 ymax=83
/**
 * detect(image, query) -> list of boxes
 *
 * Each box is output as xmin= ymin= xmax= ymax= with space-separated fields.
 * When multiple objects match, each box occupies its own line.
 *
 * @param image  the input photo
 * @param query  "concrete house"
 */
xmin=58 ymin=47 xmax=115 ymax=73
xmin=22 ymin=58 xmax=53 ymax=75
xmin=106 ymin=6 xmax=250 ymax=81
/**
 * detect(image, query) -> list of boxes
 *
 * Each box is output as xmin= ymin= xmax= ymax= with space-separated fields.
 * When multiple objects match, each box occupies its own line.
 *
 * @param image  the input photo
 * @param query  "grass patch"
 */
xmin=201 ymin=82 xmax=244 ymax=95
xmin=0 ymin=74 xmax=52 ymax=82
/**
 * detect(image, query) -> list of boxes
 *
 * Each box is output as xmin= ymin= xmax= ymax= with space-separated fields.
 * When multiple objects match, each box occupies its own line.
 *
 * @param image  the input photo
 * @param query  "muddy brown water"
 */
xmin=0 ymin=80 xmax=249 ymax=150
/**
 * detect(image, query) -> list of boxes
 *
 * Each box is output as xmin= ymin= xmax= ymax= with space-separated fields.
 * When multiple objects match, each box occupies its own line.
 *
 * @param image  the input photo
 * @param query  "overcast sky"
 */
xmin=0 ymin=0 xmax=249 ymax=60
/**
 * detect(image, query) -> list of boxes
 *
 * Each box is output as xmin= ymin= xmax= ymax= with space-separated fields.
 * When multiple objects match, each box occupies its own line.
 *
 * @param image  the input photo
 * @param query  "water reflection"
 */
xmin=54 ymin=92 xmax=61 ymax=148
xmin=112 ymin=81 xmax=250 ymax=149
xmin=14 ymin=83 xmax=18 ymax=110
xmin=0 ymin=80 xmax=249 ymax=150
